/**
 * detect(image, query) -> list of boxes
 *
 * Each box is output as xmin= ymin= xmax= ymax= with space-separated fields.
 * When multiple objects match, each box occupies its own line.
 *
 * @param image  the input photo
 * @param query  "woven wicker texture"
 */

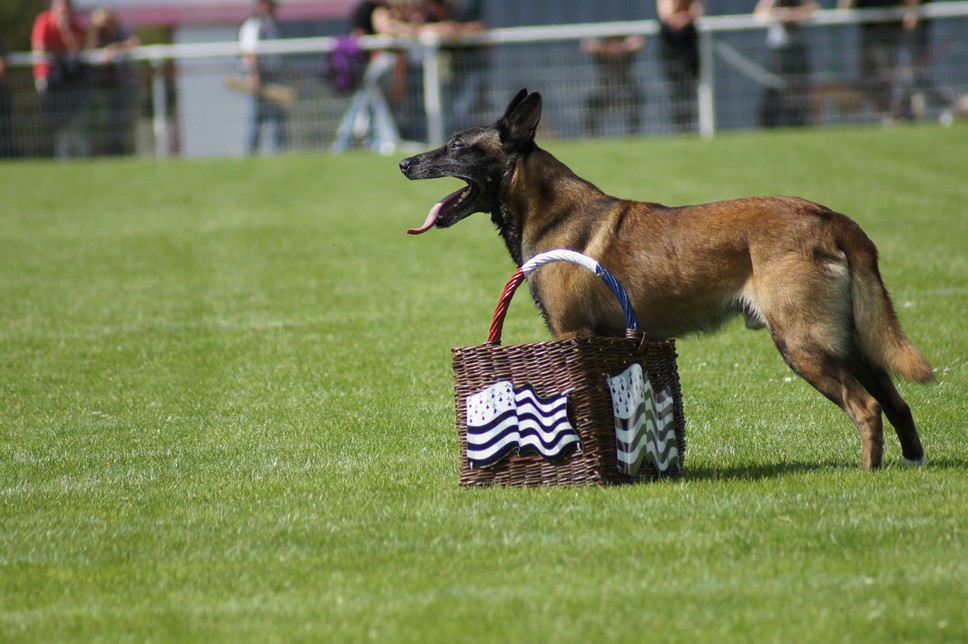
xmin=452 ymin=332 xmax=686 ymax=487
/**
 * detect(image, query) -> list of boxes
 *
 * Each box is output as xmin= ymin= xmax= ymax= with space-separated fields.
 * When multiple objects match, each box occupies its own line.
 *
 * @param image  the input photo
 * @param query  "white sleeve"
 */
xmin=239 ymin=18 xmax=260 ymax=54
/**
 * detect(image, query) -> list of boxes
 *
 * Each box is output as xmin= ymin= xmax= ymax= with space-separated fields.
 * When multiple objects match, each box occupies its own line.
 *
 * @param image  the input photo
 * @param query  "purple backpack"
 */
xmin=323 ymin=36 xmax=367 ymax=94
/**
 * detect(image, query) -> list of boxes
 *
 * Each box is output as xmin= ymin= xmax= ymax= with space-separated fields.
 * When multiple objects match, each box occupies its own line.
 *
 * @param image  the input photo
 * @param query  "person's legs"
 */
xmin=247 ymin=96 xmax=264 ymax=154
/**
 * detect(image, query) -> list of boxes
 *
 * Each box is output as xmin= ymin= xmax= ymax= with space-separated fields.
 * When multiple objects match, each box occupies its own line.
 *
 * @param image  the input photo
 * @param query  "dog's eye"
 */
xmin=449 ymin=139 xmax=465 ymax=150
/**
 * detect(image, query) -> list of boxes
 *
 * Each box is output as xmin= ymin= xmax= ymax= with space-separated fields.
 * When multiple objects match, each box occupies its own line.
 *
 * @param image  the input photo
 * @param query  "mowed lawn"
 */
xmin=1 ymin=124 xmax=966 ymax=642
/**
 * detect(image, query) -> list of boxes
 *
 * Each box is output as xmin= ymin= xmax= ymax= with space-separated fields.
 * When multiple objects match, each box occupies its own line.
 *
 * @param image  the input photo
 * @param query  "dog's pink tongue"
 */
xmin=407 ymin=186 xmax=464 ymax=235
xmin=407 ymin=201 xmax=442 ymax=235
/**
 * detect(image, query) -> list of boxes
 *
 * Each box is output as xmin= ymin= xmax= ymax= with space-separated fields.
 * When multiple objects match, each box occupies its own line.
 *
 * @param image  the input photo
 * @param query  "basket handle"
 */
xmin=486 ymin=249 xmax=638 ymax=344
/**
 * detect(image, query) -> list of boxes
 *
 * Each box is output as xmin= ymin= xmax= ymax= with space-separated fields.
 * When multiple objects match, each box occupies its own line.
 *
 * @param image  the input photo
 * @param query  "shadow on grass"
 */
xmin=682 ymin=461 xmax=838 ymax=482
xmin=913 ymin=456 xmax=968 ymax=471
xmin=682 ymin=455 xmax=967 ymax=482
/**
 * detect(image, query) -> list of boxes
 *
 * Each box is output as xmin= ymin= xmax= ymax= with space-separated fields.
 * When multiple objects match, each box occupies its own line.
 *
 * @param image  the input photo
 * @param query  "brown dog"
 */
xmin=400 ymin=89 xmax=932 ymax=470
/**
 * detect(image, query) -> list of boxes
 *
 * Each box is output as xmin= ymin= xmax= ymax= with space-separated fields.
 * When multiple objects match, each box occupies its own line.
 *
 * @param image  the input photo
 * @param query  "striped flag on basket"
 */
xmin=608 ymin=364 xmax=679 ymax=476
xmin=465 ymin=381 xmax=581 ymax=468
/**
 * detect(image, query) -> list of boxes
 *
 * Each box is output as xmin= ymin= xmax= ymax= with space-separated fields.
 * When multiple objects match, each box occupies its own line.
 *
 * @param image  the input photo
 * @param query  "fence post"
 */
xmin=421 ymin=36 xmax=445 ymax=147
xmin=697 ymin=27 xmax=716 ymax=138
xmin=150 ymin=58 xmax=170 ymax=158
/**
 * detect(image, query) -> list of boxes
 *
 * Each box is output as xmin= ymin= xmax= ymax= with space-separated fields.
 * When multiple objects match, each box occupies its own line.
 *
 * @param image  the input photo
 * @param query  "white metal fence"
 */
xmin=3 ymin=3 xmax=966 ymax=159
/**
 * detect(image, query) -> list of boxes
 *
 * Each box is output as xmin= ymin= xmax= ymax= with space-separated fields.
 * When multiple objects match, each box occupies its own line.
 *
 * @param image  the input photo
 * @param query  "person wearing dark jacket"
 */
xmin=838 ymin=0 xmax=918 ymax=121
xmin=755 ymin=0 xmax=819 ymax=128
xmin=657 ymin=0 xmax=703 ymax=132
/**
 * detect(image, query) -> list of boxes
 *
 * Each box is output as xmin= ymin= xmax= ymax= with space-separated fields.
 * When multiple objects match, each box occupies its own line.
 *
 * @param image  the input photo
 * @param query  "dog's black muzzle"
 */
xmin=399 ymin=148 xmax=453 ymax=181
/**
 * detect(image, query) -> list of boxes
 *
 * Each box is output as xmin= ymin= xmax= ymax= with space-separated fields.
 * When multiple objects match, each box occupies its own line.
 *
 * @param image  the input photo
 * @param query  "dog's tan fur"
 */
xmin=400 ymin=90 xmax=932 ymax=470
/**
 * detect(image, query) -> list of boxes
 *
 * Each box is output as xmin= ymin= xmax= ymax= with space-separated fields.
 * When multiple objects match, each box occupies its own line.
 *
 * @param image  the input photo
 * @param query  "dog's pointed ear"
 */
xmin=498 ymin=90 xmax=542 ymax=150
xmin=500 ymin=88 xmax=529 ymax=122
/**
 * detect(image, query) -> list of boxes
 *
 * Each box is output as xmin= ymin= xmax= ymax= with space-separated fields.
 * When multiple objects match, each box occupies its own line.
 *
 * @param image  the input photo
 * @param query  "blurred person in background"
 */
xmin=838 ymin=0 xmax=918 ymax=122
xmin=331 ymin=0 xmax=410 ymax=152
xmin=893 ymin=0 xmax=955 ymax=123
xmin=431 ymin=0 xmax=490 ymax=133
xmin=370 ymin=0 xmax=422 ymax=103
xmin=87 ymin=7 xmax=140 ymax=155
xmin=581 ymin=35 xmax=646 ymax=137
xmin=0 ymin=38 xmax=19 ymax=158
xmin=239 ymin=0 xmax=287 ymax=154
xmin=349 ymin=0 xmax=383 ymax=37
xmin=755 ymin=0 xmax=819 ymax=128
xmin=32 ymin=0 xmax=90 ymax=158
xmin=657 ymin=0 xmax=703 ymax=133
xmin=372 ymin=0 xmax=429 ymax=141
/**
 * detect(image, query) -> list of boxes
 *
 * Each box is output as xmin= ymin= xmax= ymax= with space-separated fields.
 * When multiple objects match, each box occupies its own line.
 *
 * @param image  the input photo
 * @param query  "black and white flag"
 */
xmin=465 ymin=381 xmax=581 ymax=468
xmin=607 ymin=364 xmax=679 ymax=476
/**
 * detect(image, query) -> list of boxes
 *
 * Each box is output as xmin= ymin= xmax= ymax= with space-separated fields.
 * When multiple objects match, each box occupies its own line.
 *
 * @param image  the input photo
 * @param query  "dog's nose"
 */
xmin=399 ymin=158 xmax=411 ymax=174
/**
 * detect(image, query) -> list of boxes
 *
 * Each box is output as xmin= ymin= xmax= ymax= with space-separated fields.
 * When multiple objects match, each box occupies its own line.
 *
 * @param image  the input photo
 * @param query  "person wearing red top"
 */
xmin=32 ymin=0 xmax=89 ymax=157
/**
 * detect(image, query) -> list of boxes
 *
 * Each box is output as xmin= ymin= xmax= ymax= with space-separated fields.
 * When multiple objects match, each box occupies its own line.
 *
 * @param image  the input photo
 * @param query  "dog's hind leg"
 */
xmin=848 ymin=357 xmax=926 ymax=466
xmin=773 ymin=338 xmax=886 ymax=470
xmin=753 ymin=252 xmax=891 ymax=468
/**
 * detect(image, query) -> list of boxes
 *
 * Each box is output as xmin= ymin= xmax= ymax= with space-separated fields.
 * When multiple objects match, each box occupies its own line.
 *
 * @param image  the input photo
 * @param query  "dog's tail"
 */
xmin=841 ymin=220 xmax=934 ymax=383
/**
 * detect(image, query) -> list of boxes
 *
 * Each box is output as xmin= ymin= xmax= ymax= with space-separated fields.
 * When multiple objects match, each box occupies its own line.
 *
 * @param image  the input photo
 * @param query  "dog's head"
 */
xmin=400 ymin=89 xmax=542 ymax=234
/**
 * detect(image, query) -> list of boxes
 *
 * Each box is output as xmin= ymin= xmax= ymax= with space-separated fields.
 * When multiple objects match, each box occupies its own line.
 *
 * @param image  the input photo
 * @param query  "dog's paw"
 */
xmin=902 ymin=455 xmax=928 ymax=467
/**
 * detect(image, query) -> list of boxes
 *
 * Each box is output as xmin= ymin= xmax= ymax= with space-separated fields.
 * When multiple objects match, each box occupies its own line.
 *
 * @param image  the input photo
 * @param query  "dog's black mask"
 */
xmin=400 ymin=89 xmax=542 ymax=234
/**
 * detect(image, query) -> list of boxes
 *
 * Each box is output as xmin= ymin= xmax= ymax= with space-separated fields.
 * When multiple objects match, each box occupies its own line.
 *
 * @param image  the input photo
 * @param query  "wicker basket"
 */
xmin=451 ymin=250 xmax=686 ymax=487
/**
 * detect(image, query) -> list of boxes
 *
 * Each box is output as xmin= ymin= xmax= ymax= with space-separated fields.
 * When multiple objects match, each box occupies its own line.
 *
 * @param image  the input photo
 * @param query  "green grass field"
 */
xmin=2 ymin=125 xmax=966 ymax=642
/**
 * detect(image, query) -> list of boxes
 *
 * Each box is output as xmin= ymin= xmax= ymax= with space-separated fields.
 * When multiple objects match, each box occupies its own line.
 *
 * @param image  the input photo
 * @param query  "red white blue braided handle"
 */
xmin=486 ymin=249 xmax=639 ymax=344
